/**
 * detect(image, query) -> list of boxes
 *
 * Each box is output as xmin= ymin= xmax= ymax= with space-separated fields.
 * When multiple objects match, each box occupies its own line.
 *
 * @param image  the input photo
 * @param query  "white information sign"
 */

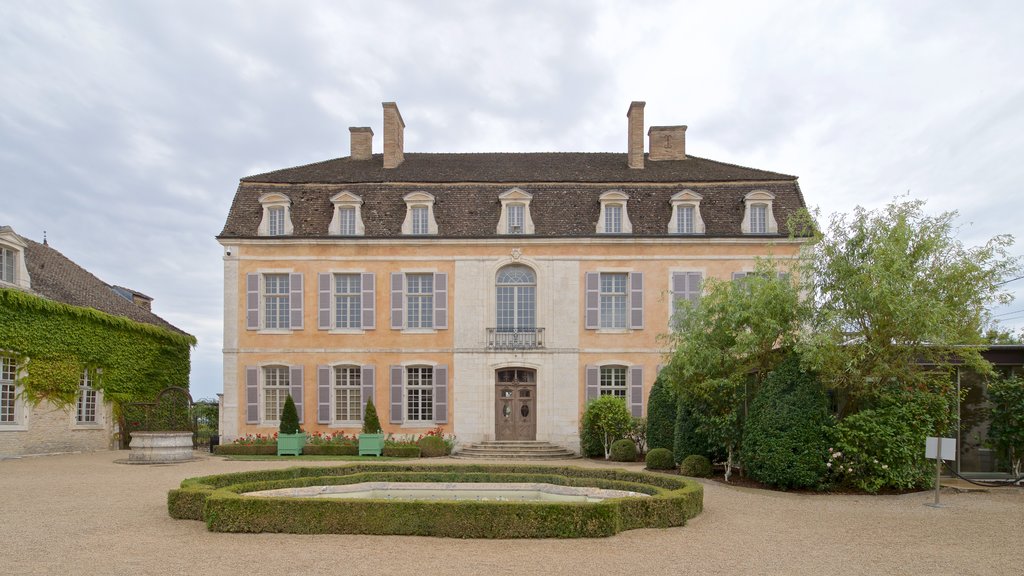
xmin=925 ymin=436 xmax=956 ymax=461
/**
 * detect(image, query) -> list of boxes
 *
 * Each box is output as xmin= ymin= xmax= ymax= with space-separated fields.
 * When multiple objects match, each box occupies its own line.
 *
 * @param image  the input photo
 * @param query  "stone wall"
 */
xmin=0 ymin=399 xmax=115 ymax=457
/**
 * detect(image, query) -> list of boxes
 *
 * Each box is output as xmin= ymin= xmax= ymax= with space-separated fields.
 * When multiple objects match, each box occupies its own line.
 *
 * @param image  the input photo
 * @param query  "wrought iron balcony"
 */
xmin=486 ymin=328 xmax=545 ymax=350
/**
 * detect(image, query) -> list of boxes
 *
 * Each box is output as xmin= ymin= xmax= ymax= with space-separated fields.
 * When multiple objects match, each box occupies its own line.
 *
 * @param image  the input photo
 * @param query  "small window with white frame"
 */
xmin=75 ymin=369 xmax=98 ymax=425
xmin=257 ymin=192 xmax=293 ymax=237
xmin=264 ymin=274 xmax=290 ymax=329
xmin=1 ymin=246 xmax=15 ymax=284
xmin=329 ymin=191 xmax=365 ymax=236
xmin=741 ymin=190 xmax=778 ymax=234
xmin=406 ymin=273 xmax=434 ymax=329
xmin=599 ymin=273 xmax=628 ymax=329
xmin=1 ymin=356 xmax=20 ymax=426
xmin=401 ymin=192 xmax=438 ymax=235
xmin=496 ymin=188 xmax=536 ymax=235
xmin=263 ymin=366 xmax=290 ymax=422
xmin=334 ymin=274 xmax=361 ymax=329
xmin=507 ymin=204 xmax=525 ymax=234
xmin=406 ymin=366 xmax=434 ymax=422
xmin=667 ymin=190 xmax=705 ymax=234
xmin=599 ymin=365 xmax=627 ymax=398
xmin=596 ymin=191 xmax=633 ymax=234
xmin=333 ymin=365 xmax=362 ymax=423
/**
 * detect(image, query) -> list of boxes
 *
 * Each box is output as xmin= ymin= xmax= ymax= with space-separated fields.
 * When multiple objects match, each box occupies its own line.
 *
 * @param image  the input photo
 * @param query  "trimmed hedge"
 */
xmin=214 ymin=444 xmax=276 ymax=456
xmin=680 ymin=455 xmax=712 ymax=478
xmin=645 ymin=448 xmax=675 ymax=470
xmin=168 ymin=464 xmax=703 ymax=538
xmin=303 ymin=444 xmax=358 ymax=456
xmin=383 ymin=445 xmax=421 ymax=458
xmin=610 ymin=439 xmax=637 ymax=462
xmin=417 ymin=436 xmax=447 ymax=457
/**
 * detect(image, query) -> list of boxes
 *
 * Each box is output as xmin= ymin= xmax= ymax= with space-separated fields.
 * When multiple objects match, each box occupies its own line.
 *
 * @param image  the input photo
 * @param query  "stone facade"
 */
xmin=0 ymin=398 xmax=114 ymax=457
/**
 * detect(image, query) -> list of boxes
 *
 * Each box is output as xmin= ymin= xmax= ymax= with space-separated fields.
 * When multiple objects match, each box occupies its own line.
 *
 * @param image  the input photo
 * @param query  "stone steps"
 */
xmin=452 ymin=440 xmax=578 ymax=460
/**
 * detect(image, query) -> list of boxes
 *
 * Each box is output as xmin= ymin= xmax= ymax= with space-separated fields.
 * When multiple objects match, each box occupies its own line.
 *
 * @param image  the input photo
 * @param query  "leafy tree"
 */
xmin=987 ymin=374 xmax=1024 ymax=478
xmin=645 ymin=373 xmax=677 ymax=452
xmin=362 ymin=397 xmax=382 ymax=434
xmin=583 ymin=395 xmax=632 ymax=459
xmin=667 ymin=258 xmax=806 ymax=480
xmin=801 ymin=198 xmax=1021 ymax=416
xmin=279 ymin=394 xmax=300 ymax=435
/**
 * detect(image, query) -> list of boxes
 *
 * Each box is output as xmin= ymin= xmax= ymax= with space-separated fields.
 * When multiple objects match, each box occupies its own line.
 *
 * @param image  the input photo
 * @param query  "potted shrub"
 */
xmin=358 ymin=398 xmax=385 ymax=456
xmin=276 ymin=395 xmax=305 ymax=456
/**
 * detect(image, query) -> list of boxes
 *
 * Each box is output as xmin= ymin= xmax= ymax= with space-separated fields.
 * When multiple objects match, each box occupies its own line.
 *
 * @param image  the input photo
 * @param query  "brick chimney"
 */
xmin=648 ymin=125 xmax=687 ymax=161
xmin=382 ymin=102 xmax=405 ymax=169
xmin=349 ymin=127 xmax=373 ymax=160
xmin=627 ymin=101 xmax=646 ymax=169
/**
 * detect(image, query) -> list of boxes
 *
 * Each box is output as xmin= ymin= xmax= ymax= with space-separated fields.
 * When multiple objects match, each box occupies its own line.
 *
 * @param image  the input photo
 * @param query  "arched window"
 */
xmin=496 ymin=265 xmax=536 ymax=333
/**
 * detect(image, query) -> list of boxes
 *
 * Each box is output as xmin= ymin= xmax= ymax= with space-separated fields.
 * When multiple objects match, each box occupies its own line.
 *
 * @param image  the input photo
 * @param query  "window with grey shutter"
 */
xmin=361 ymin=273 xmax=376 ymax=329
xmin=433 ymin=272 xmax=448 ymax=329
xmin=671 ymin=272 xmax=703 ymax=320
xmin=289 ymin=366 xmax=304 ymax=423
xmin=361 ymin=365 xmax=375 ymax=420
xmin=629 ymin=365 xmax=644 ymax=418
xmin=584 ymin=272 xmax=599 ymax=329
xmin=390 ymin=273 xmax=404 ymax=330
xmin=246 ymin=273 xmax=259 ymax=330
xmin=585 ymin=365 xmax=599 ymax=404
xmin=629 ymin=272 xmax=644 ymax=329
xmin=389 ymin=365 xmax=403 ymax=424
xmin=289 ymin=273 xmax=304 ymax=329
xmin=245 ymin=366 xmax=259 ymax=424
xmin=317 ymin=273 xmax=331 ymax=330
xmin=317 ymin=365 xmax=331 ymax=424
xmin=434 ymin=365 xmax=448 ymax=424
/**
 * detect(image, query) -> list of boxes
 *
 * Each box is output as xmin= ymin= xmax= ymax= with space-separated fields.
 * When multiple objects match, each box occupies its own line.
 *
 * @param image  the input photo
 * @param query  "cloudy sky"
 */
xmin=3 ymin=1 xmax=1023 ymax=399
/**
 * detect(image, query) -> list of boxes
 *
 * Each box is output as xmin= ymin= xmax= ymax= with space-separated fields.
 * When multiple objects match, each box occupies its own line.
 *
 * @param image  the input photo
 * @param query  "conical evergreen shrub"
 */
xmin=362 ymin=398 xmax=382 ymax=434
xmin=279 ymin=394 xmax=301 ymax=435
xmin=646 ymin=373 xmax=677 ymax=452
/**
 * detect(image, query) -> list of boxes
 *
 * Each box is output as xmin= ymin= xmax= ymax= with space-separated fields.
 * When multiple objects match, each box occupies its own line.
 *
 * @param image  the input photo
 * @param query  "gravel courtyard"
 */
xmin=1 ymin=451 xmax=1020 ymax=576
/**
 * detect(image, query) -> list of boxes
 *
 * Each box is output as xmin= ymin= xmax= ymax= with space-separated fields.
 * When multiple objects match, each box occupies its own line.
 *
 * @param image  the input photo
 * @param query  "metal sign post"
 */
xmin=925 ymin=436 xmax=956 ymax=508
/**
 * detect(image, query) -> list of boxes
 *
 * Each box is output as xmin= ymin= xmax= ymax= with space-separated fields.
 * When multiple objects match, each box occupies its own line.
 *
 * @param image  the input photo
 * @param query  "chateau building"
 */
xmin=217 ymin=102 xmax=809 ymax=451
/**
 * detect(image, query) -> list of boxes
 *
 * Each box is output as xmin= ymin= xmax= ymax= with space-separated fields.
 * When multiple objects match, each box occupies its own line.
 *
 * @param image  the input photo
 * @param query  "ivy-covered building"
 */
xmin=0 ymin=226 xmax=194 ymax=458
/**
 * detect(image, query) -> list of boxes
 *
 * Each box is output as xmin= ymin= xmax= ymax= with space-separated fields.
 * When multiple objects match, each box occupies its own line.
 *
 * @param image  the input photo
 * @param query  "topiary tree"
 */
xmin=584 ymin=395 xmax=632 ymax=459
xmin=579 ymin=407 xmax=605 ymax=457
xmin=279 ymin=394 xmax=300 ymax=435
xmin=610 ymin=438 xmax=637 ymax=462
xmin=646 ymin=373 xmax=677 ymax=452
xmin=645 ymin=447 xmax=675 ymax=470
xmin=674 ymin=400 xmax=711 ymax=465
xmin=362 ymin=397 xmax=382 ymax=434
xmin=743 ymin=353 xmax=832 ymax=489
xmin=986 ymin=374 xmax=1024 ymax=479
xmin=680 ymin=454 xmax=712 ymax=477
xmin=417 ymin=435 xmax=446 ymax=457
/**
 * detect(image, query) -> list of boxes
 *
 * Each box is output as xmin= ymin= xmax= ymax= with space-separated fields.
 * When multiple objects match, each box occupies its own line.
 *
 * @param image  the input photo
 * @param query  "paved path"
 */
xmin=1 ymin=451 xmax=1020 ymax=575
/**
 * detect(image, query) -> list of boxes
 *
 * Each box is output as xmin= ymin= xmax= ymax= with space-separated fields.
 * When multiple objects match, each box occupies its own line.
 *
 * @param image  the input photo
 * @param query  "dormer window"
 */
xmin=667 ymin=190 xmax=705 ymax=234
xmin=257 ymin=192 xmax=293 ymax=237
xmin=596 ymin=191 xmax=632 ymax=234
xmin=401 ymin=192 xmax=438 ymax=236
xmin=1 ymin=246 xmax=14 ymax=284
xmin=329 ymin=191 xmax=365 ymax=236
xmin=741 ymin=190 xmax=778 ymax=234
xmin=496 ymin=188 xmax=535 ymax=235
xmin=0 ymin=226 xmax=31 ymax=290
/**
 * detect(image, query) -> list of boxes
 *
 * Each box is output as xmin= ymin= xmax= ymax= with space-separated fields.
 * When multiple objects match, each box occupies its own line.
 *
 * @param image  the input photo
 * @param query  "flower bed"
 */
xmin=167 ymin=464 xmax=702 ymax=538
xmin=215 ymin=430 xmax=446 ymax=458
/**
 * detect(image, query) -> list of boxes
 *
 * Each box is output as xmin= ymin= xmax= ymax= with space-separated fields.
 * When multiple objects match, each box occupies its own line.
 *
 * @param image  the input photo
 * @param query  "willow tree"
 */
xmin=667 ymin=259 xmax=807 ymax=480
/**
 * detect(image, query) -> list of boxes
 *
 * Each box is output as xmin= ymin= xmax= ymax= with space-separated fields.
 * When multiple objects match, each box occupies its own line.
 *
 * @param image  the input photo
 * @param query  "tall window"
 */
xmin=334 ymin=366 xmax=361 ymax=422
xmin=264 ymin=274 xmax=290 ymax=329
xmin=496 ymin=265 xmax=535 ymax=331
xmin=338 ymin=206 xmax=357 ymax=235
xmin=604 ymin=205 xmax=623 ymax=233
xmin=750 ymin=204 xmax=767 ymax=234
xmin=263 ymin=366 xmax=290 ymax=421
xmin=406 ymin=274 xmax=434 ymax=329
xmin=507 ymin=204 xmax=525 ymax=234
xmin=268 ymin=206 xmax=286 ymax=236
xmin=334 ymin=274 xmax=361 ymax=329
xmin=411 ymin=206 xmax=429 ymax=235
xmin=677 ymin=205 xmax=694 ymax=234
xmin=599 ymin=366 xmax=627 ymax=398
xmin=76 ymin=370 xmax=97 ymax=424
xmin=0 ymin=247 xmax=14 ymax=283
xmin=406 ymin=366 xmax=433 ymax=422
xmin=1 ymin=356 xmax=16 ymax=424
xmin=599 ymin=273 xmax=628 ymax=328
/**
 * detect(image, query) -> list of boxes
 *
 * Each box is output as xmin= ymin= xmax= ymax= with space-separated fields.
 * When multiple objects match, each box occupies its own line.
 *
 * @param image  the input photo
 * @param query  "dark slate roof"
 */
xmin=242 ymin=153 xmax=797 ymax=184
xmin=20 ymin=239 xmax=190 ymax=336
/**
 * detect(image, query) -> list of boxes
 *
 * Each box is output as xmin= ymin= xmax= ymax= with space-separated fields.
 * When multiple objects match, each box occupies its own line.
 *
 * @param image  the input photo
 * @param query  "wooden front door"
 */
xmin=494 ymin=368 xmax=536 ymax=441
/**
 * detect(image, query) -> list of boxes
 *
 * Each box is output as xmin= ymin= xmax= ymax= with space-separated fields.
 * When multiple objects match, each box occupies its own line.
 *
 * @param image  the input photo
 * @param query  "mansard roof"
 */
xmin=242 ymin=152 xmax=797 ymax=184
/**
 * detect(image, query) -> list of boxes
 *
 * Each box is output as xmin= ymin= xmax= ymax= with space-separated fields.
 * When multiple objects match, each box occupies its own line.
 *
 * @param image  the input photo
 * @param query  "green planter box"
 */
xmin=358 ymin=433 xmax=385 ymax=456
xmin=277 ymin=433 xmax=306 ymax=456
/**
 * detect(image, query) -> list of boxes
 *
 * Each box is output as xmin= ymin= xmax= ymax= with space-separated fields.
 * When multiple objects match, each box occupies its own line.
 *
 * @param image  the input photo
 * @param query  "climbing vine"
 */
xmin=0 ymin=288 xmax=195 ymax=407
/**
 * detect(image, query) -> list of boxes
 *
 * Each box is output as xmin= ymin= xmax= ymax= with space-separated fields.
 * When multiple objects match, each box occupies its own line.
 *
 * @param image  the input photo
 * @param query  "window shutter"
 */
xmin=317 ymin=365 xmax=331 ymax=424
xmin=246 ymin=273 xmax=259 ymax=330
xmin=289 ymin=365 xmax=304 ymax=424
xmin=390 ymin=273 xmax=404 ymax=330
xmin=245 ymin=366 xmax=259 ymax=424
xmin=389 ymin=365 xmax=403 ymax=424
xmin=289 ymin=273 xmax=304 ymax=329
xmin=732 ymin=272 xmax=747 ymax=281
xmin=361 ymin=273 xmax=376 ymax=329
xmin=585 ymin=365 xmax=599 ymax=404
xmin=686 ymin=272 xmax=702 ymax=302
xmin=361 ymin=365 xmax=375 ymax=420
xmin=629 ymin=365 xmax=644 ymax=418
xmin=584 ymin=272 xmax=599 ymax=329
xmin=434 ymin=272 xmax=448 ymax=329
xmin=629 ymin=272 xmax=644 ymax=329
xmin=434 ymin=365 xmax=448 ymax=424
xmin=318 ymin=273 xmax=332 ymax=330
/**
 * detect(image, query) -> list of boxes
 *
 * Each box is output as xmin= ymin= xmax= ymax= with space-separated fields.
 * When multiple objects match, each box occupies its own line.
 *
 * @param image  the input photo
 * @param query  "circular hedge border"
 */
xmin=168 ymin=463 xmax=703 ymax=538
